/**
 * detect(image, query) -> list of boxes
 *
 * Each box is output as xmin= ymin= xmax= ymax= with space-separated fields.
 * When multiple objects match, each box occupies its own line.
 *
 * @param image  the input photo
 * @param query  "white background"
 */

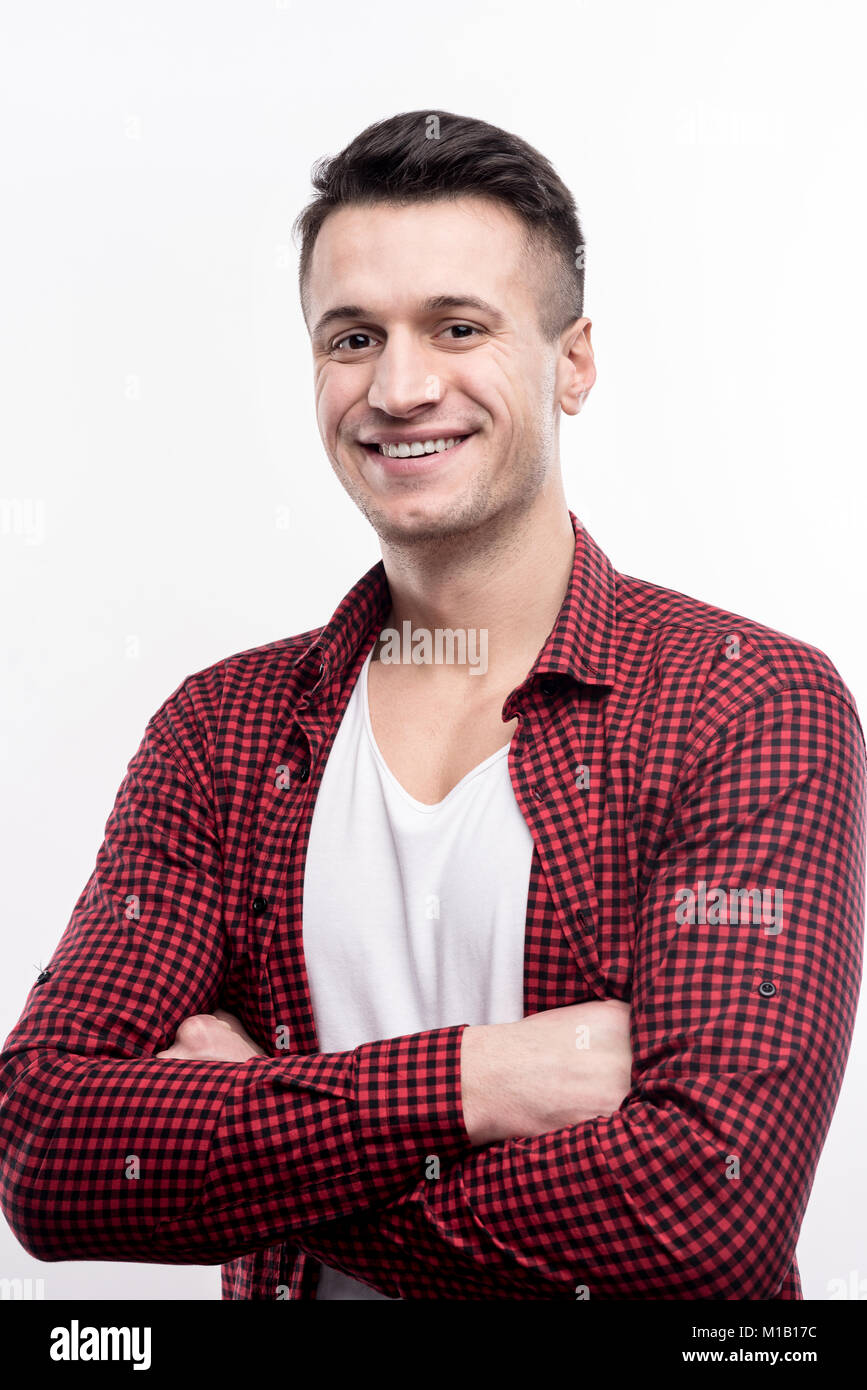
xmin=1 ymin=0 xmax=865 ymax=1300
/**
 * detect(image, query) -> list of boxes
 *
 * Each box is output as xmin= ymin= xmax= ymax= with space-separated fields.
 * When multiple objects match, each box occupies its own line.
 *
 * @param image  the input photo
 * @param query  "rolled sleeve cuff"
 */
xmin=353 ymin=1024 xmax=472 ymax=1200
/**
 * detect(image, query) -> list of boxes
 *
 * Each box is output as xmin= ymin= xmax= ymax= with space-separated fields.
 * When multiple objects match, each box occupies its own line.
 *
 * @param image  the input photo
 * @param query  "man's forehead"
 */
xmin=306 ymin=197 xmax=535 ymax=325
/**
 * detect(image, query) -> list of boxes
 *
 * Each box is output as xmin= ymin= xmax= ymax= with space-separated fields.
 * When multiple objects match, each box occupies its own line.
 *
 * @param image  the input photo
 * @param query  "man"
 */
xmin=1 ymin=110 xmax=863 ymax=1301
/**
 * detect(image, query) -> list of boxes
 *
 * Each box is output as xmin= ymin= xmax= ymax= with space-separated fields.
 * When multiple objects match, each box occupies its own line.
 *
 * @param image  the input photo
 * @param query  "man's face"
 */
xmin=305 ymin=195 xmax=591 ymax=544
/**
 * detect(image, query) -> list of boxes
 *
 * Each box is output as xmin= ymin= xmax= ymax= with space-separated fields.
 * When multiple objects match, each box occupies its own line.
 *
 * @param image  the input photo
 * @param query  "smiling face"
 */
xmin=305 ymin=195 xmax=593 ymax=546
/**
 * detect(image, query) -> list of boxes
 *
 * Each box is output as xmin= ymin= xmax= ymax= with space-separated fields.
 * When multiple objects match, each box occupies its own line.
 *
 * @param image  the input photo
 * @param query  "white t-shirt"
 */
xmin=302 ymin=646 xmax=534 ymax=1299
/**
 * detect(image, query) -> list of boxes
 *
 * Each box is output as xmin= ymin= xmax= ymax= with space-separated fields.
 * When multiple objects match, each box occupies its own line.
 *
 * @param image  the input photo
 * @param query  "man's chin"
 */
xmin=362 ymin=492 xmax=492 ymax=547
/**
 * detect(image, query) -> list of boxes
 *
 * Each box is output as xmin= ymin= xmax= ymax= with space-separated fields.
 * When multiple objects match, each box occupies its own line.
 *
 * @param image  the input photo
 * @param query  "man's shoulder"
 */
xmin=146 ymin=626 xmax=327 ymax=755
xmin=614 ymin=567 xmax=860 ymax=733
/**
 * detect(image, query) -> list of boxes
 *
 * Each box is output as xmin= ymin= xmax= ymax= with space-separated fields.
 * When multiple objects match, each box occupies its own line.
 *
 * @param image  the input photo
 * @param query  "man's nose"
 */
xmin=367 ymin=332 xmax=440 ymax=417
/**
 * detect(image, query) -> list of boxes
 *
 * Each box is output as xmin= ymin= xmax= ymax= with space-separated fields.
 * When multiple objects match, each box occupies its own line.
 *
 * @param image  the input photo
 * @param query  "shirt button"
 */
xmin=251 ymin=895 xmax=268 ymax=916
xmin=298 ymin=763 xmax=309 ymax=783
xmin=36 ymin=969 xmax=51 ymax=984
xmin=758 ymin=980 xmax=777 ymax=998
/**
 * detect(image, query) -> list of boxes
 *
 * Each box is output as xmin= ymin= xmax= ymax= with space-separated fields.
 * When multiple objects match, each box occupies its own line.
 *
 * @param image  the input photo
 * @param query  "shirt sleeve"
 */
xmin=293 ymin=683 xmax=866 ymax=1298
xmin=0 ymin=705 xmax=471 ymax=1266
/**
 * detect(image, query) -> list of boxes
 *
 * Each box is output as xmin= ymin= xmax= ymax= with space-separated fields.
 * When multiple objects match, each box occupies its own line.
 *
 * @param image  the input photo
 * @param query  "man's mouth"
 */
xmin=361 ymin=434 xmax=472 ymax=458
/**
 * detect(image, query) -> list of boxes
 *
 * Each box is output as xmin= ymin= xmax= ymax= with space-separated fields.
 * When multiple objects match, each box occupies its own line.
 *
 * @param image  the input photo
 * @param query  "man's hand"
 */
xmin=155 ymin=1009 xmax=266 ymax=1061
xmin=461 ymin=999 xmax=632 ymax=1145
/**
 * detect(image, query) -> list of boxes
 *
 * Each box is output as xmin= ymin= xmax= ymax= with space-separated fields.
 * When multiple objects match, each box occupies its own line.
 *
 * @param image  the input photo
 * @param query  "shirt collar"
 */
xmin=293 ymin=510 xmax=618 ymax=696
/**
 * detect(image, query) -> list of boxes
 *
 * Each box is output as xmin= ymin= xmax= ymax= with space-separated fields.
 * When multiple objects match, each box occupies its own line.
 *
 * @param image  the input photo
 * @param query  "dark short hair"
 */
xmin=292 ymin=110 xmax=585 ymax=341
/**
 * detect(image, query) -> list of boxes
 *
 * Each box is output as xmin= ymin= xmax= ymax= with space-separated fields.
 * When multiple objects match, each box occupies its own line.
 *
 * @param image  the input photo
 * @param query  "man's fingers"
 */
xmin=212 ymin=1008 xmax=265 ymax=1051
xmin=153 ymin=1011 xmax=267 ymax=1061
xmin=212 ymin=1008 xmax=243 ymax=1031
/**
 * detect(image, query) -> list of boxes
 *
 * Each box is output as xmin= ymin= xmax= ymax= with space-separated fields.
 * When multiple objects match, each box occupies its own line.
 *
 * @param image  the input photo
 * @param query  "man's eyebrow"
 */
xmin=311 ymin=295 xmax=506 ymax=342
xmin=421 ymin=294 xmax=506 ymax=322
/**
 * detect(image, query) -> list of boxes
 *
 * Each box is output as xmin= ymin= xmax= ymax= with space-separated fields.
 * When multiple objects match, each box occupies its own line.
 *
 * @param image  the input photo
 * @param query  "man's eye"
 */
xmin=441 ymin=324 xmax=482 ymax=340
xmin=330 ymin=323 xmax=483 ymax=353
xmin=332 ymin=332 xmax=377 ymax=352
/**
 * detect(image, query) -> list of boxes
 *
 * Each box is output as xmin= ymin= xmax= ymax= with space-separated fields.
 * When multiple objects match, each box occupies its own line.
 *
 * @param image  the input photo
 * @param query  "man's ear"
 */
xmin=558 ymin=317 xmax=595 ymax=416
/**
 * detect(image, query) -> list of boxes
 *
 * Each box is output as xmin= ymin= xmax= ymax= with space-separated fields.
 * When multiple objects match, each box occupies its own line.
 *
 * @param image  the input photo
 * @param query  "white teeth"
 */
xmin=376 ymin=435 xmax=465 ymax=458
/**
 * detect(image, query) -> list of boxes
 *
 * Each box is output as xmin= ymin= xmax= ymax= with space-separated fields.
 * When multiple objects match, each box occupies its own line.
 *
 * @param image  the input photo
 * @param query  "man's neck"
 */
xmin=374 ymin=495 xmax=576 ymax=690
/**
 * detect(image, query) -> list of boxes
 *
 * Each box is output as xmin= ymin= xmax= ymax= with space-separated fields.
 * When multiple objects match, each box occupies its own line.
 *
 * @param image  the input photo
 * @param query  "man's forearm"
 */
xmin=66 ymin=996 xmax=626 ymax=1295
xmin=0 ymin=1025 xmax=470 ymax=1265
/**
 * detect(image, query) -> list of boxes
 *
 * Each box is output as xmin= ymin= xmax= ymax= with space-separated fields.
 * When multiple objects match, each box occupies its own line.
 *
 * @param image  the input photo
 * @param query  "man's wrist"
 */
xmin=460 ymin=1021 xmax=516 ymax=1146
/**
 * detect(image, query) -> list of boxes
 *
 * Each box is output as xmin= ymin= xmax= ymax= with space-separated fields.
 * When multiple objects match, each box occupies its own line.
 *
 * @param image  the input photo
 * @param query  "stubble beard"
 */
xmin=332 ymin=428 xmax=551 ymax=563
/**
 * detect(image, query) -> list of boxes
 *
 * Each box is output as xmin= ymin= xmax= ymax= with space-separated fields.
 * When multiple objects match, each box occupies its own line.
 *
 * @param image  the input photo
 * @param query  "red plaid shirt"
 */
xmin=2 ymin=512 xmax=864 ymax=1299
